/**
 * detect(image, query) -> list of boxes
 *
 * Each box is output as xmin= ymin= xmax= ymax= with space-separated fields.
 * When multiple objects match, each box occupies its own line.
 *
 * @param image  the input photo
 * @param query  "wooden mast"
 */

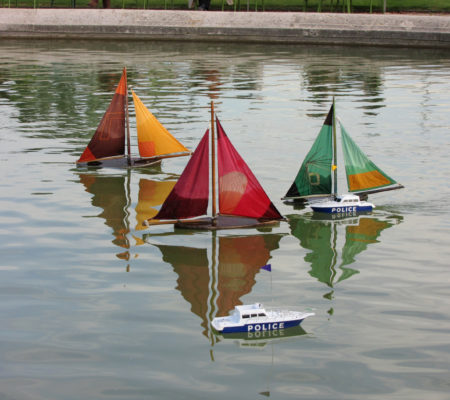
xmin=124 ymin=67 xmax=132 ymax=166
xmin=211 ymin=101 xmax=217 ymax=223
xmin=332 ymin=97 xmax=338 ymax=197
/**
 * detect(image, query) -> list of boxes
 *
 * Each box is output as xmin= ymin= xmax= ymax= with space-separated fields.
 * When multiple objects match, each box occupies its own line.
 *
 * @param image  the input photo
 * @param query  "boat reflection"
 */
xmin=214 ymin=325 xmax=307 ymax=348
xmin=78 ymin=172 xmax=175 ymax=267
xmin=151 ymin=233 xmax=286 ymax=342
xmin=289 ymin=213 xmax=402 ymax=314
xmin=79 ymin=173 xmax=131 ymax=261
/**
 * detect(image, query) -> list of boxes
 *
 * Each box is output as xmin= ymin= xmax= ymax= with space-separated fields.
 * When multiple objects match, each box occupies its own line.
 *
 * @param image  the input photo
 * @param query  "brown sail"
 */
xmin=77 ymin=69 xmax=127 ymax=163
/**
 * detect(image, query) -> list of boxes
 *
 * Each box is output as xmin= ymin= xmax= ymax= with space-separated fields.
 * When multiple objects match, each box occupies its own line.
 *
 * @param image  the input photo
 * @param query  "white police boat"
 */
xmin=309 ymin=194 xmax=374 ymax=214
xmin=211 ymin=303 xmax=314 ymax=334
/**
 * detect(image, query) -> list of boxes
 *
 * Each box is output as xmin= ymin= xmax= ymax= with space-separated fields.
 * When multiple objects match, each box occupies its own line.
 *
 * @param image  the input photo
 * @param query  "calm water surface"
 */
xmin=0 ymin=40 xmax=449 ymax=400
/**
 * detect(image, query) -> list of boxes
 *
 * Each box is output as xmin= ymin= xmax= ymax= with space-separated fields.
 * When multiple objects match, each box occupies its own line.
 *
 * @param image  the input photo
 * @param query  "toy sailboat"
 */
xmin=145 ymin=101 xmax=284 ymax=230
xmin=77 ymin=68 xmax=190 ymax=168
xmin=283 ymin=99 xmax=403 ymax=213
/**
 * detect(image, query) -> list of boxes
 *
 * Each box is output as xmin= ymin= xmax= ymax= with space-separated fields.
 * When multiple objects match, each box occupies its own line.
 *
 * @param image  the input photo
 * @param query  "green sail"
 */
xmin=285 ymin=105 xmax=333 ymax=199
xmin=341 ymin=124 xmax=397 ymax=193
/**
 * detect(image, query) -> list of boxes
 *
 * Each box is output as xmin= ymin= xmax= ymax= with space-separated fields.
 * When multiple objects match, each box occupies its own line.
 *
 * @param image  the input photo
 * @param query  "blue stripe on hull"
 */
xmin=221 ymin=319 xmax=304 ymax=334
xmin=311 ymin=205 xmax=372 ymax=214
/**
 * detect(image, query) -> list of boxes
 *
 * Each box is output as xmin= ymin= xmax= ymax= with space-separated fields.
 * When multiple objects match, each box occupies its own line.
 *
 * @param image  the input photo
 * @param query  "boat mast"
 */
xmin=211 ymin=101 xmax=217 ymax=223
xmin=124 ymin=68 xmax=132 ymax=166
xmin=332 ymin=97 xmax=338 ymax=197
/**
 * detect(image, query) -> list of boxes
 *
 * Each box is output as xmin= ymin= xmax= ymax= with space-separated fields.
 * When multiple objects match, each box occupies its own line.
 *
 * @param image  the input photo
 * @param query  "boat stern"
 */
xmin=211 ymin=316 xmax=229 ymax=333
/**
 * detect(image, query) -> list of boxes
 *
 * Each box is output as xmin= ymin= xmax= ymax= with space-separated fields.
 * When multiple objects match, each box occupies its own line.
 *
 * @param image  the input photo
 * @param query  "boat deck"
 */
xmin=175 ymin=215 xmax=281 ymax=230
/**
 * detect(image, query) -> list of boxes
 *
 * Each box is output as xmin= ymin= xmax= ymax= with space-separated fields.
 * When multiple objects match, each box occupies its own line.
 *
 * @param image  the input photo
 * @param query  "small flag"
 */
xmin=260 ymin=264 xmax=271 ymax=272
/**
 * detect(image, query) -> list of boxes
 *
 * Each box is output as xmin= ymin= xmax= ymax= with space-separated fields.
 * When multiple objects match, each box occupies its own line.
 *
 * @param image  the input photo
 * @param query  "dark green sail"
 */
xmin=284 ymin=105 xmax=333 ymax=199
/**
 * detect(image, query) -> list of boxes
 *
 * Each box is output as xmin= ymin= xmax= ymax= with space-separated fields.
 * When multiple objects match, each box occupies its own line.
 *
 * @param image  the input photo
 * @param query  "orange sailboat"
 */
xmin=77 ymin=68 xmax=190 ymax=168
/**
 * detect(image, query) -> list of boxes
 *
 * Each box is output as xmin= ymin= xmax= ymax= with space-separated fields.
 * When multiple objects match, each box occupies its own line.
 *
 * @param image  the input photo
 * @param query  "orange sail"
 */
xmin=131 ymin=90 xmax=189 ymax=159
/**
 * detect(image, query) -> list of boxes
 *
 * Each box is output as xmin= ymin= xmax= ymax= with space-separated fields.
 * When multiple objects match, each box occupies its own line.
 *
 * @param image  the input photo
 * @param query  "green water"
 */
xmin=1 ymin=39 xmax=449 ymax=399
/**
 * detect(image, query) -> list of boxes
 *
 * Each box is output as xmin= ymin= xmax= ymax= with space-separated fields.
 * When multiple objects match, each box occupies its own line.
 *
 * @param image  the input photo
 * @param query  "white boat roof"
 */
xmin=337 ymin=194 xmax=360 ymax=200
xmin=235 ymin=303 xmax=264 ymax=312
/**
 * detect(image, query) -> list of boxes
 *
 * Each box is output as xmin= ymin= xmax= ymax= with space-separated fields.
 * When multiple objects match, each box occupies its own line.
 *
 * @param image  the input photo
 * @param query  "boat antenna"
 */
xmin=124 ymin=67 xmax=132 ymax=166
xmin=210 ymin=101 xmax=217 ymax=224
xmin=332 ymin=96 xmax=338 ymax=197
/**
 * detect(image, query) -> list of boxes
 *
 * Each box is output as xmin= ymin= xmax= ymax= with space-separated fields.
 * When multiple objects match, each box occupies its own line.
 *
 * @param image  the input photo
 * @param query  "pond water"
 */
xmin=0 ymin=39 xmax=449 ymax=400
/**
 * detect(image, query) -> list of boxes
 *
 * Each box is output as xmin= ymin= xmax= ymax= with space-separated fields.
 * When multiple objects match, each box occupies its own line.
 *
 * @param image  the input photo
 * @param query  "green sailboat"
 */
xmin=283 ymin=99 xmax=403 ymax=204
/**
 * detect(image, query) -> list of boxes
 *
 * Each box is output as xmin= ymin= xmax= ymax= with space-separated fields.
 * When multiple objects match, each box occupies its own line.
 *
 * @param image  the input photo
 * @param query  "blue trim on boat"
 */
xmin=220 ymin=318 xmax=305 ymax=334
xmin=310 ymin=205 xmax=373 ymax=214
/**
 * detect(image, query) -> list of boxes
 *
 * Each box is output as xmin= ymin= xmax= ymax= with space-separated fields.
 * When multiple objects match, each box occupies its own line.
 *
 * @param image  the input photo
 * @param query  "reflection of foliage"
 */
xmin=0 ymin=64 xmax=118 ymax=139
xmin=187 ymin=59 xmax=261 ymax=101
xmin=4 ymin=40 xmax=448 ymax=147
xmin=0 ymin=40 xmax=267 ymax=154
xmin=302 ymin=58 xmax=385 ymax=112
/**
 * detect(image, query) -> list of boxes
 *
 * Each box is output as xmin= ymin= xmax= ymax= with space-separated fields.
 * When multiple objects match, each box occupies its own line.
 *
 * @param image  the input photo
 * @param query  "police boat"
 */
xmin=211 ymin=303 xmax=314 ymax=334
xmin=309 ymin=194 xmax=374 ymax=214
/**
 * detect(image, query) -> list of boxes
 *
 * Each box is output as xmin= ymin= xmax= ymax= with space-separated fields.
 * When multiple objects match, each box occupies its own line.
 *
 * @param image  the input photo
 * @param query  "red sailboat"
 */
xmin=146 ymin=102 xmax=284 ymax=230
xmin=77 ymin=68 xmax=190 ymax=168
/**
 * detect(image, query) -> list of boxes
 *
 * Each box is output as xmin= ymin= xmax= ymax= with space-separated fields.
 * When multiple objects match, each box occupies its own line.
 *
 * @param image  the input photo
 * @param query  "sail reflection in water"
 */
xmin=79 ymin=173 xmax=131 ymax=260
xmin=135 ymin=179 xmax=176 ymax=230
xmin=79 ymin=173 xmax=175 ymax=263
xmin=289 ymin=213 xmax=402 ymax=310
xmin=152 ymin=234 xmax=284 ymax=340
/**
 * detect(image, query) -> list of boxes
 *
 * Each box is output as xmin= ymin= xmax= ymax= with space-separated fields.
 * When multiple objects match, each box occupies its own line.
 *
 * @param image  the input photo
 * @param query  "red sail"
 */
xmin=216 ymin=119 xmax=283 ymax=220
xmin=154 ymin=130 xmax=210 ymax=220
xmin=77 ymin=69 xmax=127 ymax=163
